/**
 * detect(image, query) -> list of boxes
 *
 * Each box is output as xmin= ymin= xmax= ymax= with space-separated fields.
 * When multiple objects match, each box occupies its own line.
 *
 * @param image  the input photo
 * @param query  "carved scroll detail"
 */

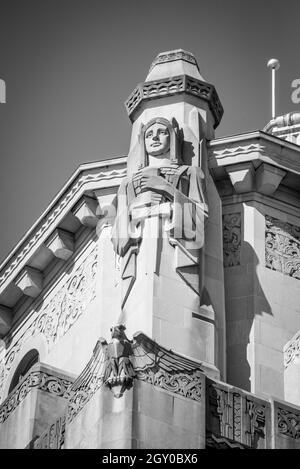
xmin=278 ymin=407 xmax=300 ymax=439
xmin=0 ymin=371 xmax=72 ymax=424
xmin=223 ymin=213 xmax=241 ymax=267
xmin=265 ymin=215 xmax=300 ymax=279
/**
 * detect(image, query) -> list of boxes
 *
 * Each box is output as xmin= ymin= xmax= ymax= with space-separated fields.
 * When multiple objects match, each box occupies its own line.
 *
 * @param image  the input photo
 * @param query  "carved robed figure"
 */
xmin=112 ymin=117 xmax=208 ymax=257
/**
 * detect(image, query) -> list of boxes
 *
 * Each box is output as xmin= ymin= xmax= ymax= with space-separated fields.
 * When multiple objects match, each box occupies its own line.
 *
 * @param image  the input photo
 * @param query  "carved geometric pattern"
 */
xmin=0 ymin=247 xmax=98 ymax=402
xmin=207 ymin=380 xmax=267 ymax=449
xmin=265 ymin=215 xmax=300 ymax=279
xmin=125 ymin=75 xmax=223 ymax=128
xmin=33 ymin=415 xmax=66 ymax=449
xmin=278 ymin=407 xmax=300 ymax=439
xmin=0 ymin=371 xmax=72 ymax=424
xmin=284 ymin=333 xmax=300 ymax=369
xmin=223 ymin=213 xmax=241 ymax=267
xmin=0 ymin=167 xmax=125 ymax=290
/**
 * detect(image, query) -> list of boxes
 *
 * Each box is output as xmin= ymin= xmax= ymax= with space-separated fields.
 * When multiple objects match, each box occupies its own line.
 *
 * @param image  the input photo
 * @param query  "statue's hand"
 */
xmin=138 ymin=168 xmax=174 ymax=200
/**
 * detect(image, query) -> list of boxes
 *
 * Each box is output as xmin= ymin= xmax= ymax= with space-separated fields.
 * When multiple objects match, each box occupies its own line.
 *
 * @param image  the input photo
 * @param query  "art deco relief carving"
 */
xmin=223 ymin=213 xmax=241 ymax=267
xmin=0 ymin=247 xmax=98 ymax=402
xmin=284 ymin=333 xmax=300 ymax=368
xmin=33 ymin=415 xmax=66 ymax=449
xmin=278 ymin=407 xmax=300 ymax=439
xmin=265 ymin=215 xmax=300 ymax=279
xmin=67 ymin=326 xmax=203 ymax=423
xmin=0 ymin=370 xmax=72 ymax=424
xmin=207 ymin=380 xmax=267 ymax=449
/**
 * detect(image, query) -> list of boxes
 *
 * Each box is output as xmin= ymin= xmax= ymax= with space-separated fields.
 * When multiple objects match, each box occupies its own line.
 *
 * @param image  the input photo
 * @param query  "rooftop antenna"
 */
xmin=267 ymin=58 xmax=280 ymax=120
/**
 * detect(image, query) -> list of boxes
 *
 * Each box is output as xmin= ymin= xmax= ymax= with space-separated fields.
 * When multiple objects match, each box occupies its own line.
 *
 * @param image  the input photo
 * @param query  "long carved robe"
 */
xmin=111 ymin=164 xmax=208 ymax=257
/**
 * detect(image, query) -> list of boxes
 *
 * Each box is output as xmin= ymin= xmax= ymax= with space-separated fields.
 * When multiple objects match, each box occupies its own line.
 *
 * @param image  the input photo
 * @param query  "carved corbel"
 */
xmin=255 ymin=163 xmax=286 ymax=195
xmin=0 ymin=305 xmax=12 ymax=337
xmin=45 ymin=228 xmax=74 ymax=261
xmin=225 ymin=162 xmax=255 ymax=194
xmin=72 ymin=195 xmax=99 ymax=228
xmin=14 ymin=266 xmax=43 ymax=298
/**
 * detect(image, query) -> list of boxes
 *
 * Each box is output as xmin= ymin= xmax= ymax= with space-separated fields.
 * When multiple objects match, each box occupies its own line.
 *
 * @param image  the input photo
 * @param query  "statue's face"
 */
xmin=144 ymin=123 xmax=170 ymax=156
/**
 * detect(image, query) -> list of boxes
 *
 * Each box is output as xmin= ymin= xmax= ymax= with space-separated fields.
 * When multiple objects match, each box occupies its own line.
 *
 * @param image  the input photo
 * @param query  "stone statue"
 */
xmin=111 ymin=117 xmax=208 ymax=257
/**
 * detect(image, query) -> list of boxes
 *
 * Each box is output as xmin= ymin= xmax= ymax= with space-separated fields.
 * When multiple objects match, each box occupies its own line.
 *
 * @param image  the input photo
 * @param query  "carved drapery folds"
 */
xmin=0 ymin=247 xmax=98 ymax=402
xmin=265 ymin=215 xmax=300 ymax=279
xmin=206 ymin=380 xmax=268 ymax=449
xmin=223 ymin=213 xmax=241 ymax=267
xmin=67 ymin=326 xmax=203 ymax=423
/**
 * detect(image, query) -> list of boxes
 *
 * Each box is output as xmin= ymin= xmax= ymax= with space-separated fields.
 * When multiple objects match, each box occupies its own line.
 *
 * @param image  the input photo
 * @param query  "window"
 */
xmin=9 ymin=349 xmax=39 ymax=393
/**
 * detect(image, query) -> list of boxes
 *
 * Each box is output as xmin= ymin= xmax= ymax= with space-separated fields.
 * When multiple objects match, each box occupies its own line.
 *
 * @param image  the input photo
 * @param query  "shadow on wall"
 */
xmin=225 ymin=240 xmax=272 ymax=392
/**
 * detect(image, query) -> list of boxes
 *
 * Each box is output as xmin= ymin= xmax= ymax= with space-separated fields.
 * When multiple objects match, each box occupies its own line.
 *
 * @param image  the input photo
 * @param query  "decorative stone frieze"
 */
xmin=0 ymin=246 xmax=98 ymax=401
xmin=149 ymin=50 xmax=198 ymax=71
xmin=67 ymin=326 xmax=203 ymax=423
xmin=0 ymin=370 xmax=72 ymax=424
xmin=223 ymin=213 xmax=241 ymax=267
xmin=207 ymin=380 xmax=268 ymax=449
xmin=278 ymin=407 xmax=300 ymax=439
xmin=265 ymin=215 xmax=300 ymax=280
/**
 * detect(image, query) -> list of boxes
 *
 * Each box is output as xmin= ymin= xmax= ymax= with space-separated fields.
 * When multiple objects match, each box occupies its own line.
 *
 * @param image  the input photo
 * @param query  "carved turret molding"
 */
xmin=14 ymin=266 xmax=43 ymax=298
xmin=45 ymin=228 xmax=74 ymax=261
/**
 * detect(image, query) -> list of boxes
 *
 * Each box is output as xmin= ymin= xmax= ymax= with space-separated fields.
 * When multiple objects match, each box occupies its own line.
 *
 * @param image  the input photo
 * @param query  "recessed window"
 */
xmin=9 ymin=349 xmax=39 ymax=394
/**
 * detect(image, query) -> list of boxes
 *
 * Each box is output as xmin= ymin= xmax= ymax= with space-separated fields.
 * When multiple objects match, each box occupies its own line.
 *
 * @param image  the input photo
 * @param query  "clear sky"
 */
xmin=0 ymin=0 xmax=299 ymax=262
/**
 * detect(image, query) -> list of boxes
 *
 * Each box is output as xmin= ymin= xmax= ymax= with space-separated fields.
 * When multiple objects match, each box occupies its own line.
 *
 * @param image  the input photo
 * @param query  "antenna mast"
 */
xmin=267 ymin=58 xmax=280 ymax=120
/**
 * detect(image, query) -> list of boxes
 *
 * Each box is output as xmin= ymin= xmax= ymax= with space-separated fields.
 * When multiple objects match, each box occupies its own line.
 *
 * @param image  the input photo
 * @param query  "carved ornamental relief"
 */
xmin=223 ymin=213 xmax=241 ymax=267
xmin=265 ymin=215 xmax=300 ymax=279
xmin=0 ymin=246 xmax=98 ymax=402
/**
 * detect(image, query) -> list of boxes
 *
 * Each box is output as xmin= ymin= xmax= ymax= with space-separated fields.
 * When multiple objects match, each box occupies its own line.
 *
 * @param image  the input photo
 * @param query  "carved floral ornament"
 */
xmin=278 ymin=407 xmax=300 ymax=439
xmin=0 ymin=247 xmax=98 ymax=402
xmin=265 ymin=215 xmax=300 ymax=280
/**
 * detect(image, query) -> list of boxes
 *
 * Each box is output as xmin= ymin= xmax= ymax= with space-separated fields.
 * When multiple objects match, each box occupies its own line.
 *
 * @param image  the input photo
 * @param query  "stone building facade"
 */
xmin=0 ymin=50 xmax=300 ymax=449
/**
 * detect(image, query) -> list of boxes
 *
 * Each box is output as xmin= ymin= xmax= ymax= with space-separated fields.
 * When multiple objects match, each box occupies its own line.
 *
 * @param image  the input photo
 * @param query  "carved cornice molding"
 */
xmin=0 ymin=369 xmax=72 ymax=424
xmin=125 ymin=75 xmax=223 ymax=128
xmin=0 ymin=160 xmax=126 ymax=296
xmin=208 ymin=132 xmax=300 ymax=178
xmin=67 ymin=327 xmax=203 ymax=423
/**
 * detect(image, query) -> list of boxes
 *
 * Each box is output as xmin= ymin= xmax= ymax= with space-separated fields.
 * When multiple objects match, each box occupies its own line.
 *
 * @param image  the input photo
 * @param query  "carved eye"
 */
xmin=145 ymin=131 xmax=153 ymax=138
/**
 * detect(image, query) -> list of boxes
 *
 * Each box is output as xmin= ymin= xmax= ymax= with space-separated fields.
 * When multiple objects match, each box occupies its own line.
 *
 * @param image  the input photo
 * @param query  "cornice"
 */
xmin=0 ymin=157 xmax=127 ymax=305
